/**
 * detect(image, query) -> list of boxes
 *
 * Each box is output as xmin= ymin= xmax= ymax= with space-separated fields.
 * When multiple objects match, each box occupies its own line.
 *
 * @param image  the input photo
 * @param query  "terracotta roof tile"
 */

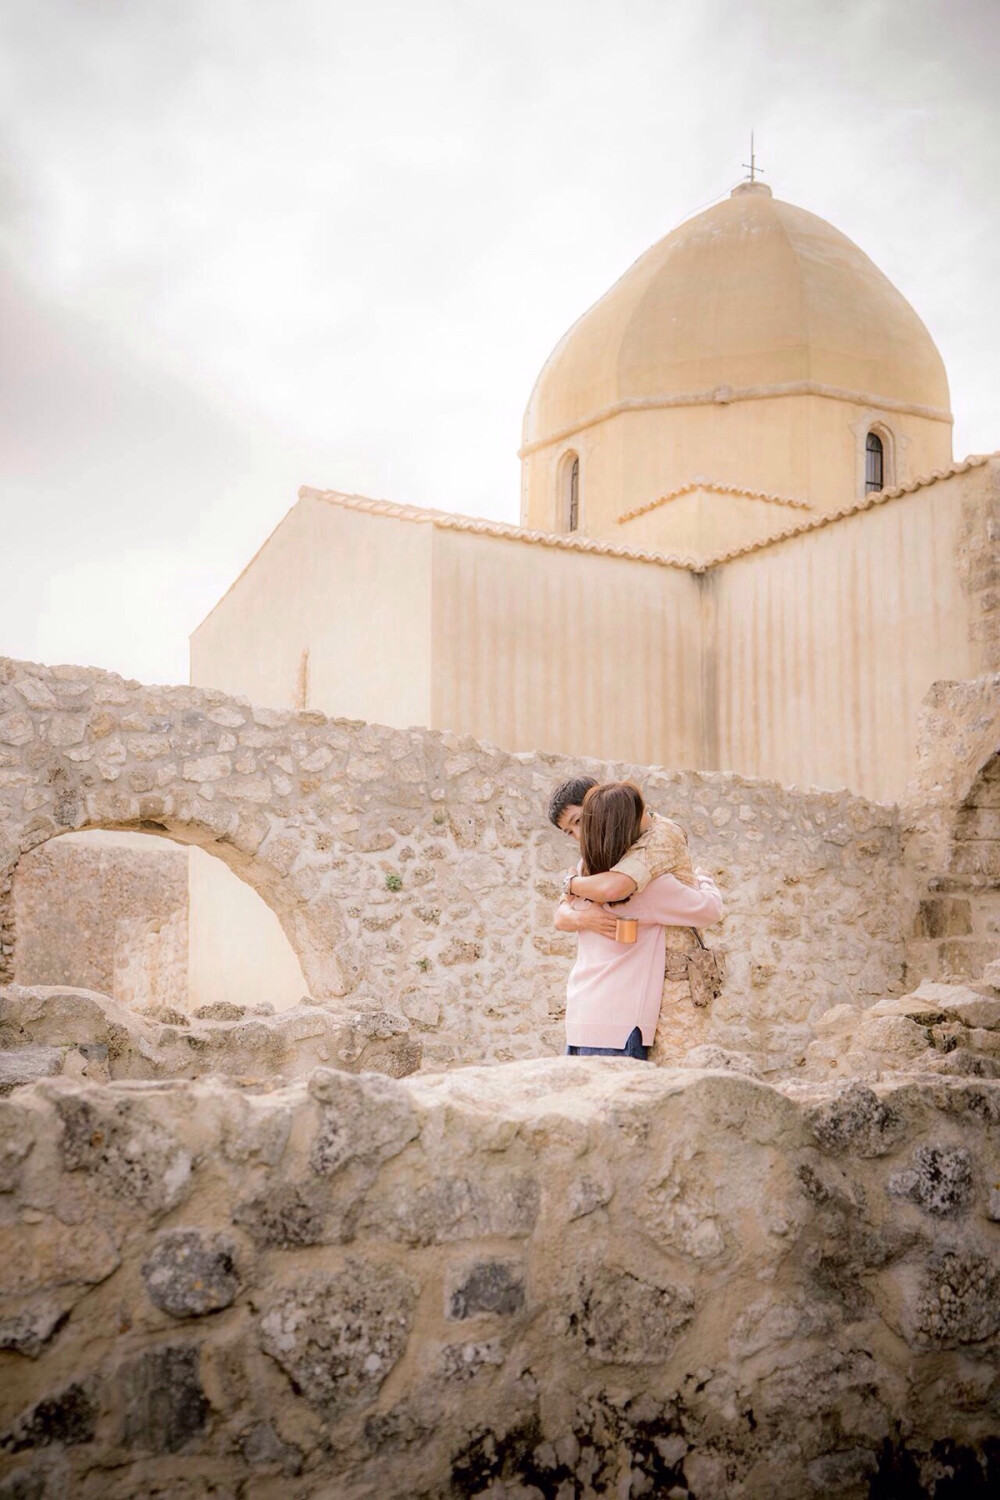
xmin=616 ymin=480 xmax=813 ymax=525
xmin=695 ymin=454 xmax=994 ymax=566
xmin=300 ymin=487 xmax=704 ymax=571
xmin=298 ymin=454 xmax=995 ymax=580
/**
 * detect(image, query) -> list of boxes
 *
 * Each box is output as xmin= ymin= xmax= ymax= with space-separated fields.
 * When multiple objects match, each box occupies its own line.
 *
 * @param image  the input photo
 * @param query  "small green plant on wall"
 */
xmin=385 ymin=872 xmax=403 ymax=892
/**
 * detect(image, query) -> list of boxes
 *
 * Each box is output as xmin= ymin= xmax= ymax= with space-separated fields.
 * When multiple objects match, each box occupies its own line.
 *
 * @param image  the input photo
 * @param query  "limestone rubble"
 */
xmin=0 ymin=984 xmax=422 ymax=1091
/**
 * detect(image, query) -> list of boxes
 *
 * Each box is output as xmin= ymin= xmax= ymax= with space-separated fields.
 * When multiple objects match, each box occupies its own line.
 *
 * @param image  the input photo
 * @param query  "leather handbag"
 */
xmin=686 ymin=929 xmax=725 ymax=1008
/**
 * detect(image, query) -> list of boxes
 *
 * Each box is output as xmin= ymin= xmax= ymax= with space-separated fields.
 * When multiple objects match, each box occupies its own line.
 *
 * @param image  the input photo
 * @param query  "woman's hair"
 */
xmin=580 ymin=781 xmax=644 ymax=875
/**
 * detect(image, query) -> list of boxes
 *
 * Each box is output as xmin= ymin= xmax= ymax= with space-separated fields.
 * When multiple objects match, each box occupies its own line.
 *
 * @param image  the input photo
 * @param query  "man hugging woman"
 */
xmin=549 ymin=777 xmax=723 ymax=1064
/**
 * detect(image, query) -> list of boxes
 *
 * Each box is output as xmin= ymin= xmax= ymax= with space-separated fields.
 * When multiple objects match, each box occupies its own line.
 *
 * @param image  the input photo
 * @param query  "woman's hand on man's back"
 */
xmin=554 ymin=899 xmax=619 ymax=939
xmin=575 ymin=902 xmax=619 ymax=939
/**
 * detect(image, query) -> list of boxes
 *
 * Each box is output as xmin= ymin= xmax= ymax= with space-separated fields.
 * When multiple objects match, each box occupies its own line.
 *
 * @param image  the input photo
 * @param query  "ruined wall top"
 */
xmin=0 ymin=656 xmax=912 ymax=1072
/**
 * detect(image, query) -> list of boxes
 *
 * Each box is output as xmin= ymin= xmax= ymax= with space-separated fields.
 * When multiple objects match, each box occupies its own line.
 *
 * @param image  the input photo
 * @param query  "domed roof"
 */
xmin=523 ymin=184 xmax=951 ymax=450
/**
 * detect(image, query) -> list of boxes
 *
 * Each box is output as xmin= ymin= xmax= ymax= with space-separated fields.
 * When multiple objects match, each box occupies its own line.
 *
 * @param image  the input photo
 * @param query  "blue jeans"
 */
xmin=566 ymin=1026 xmax=648 ymax=1061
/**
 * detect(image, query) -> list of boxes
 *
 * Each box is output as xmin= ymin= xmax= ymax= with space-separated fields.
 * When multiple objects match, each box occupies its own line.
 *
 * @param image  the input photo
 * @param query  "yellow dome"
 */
xmin=523 ymin=184 xmax=951 ymax=450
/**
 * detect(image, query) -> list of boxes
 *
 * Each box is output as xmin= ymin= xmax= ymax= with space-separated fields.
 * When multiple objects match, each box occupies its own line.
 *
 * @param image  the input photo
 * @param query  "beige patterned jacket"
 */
xmin=611 ymin=812 xmax=700 ymax=958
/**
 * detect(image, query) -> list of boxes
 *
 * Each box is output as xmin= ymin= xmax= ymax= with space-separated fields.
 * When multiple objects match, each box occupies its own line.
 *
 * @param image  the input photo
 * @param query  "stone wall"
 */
xmin=0 ymin=659 xmax=910 ymax=1074
xmin=4 ymin=1061 xmax=1000 ymax=1498
xmin=958 ymin=465 xmax=1000 ymax=675
xmin=11 ymin=837 xmax=187 ymax=1004
xmin=908 ymin=751 xmax=1000 ymax=985
xmin=113 ymin=906 xmax=189 ymax=1013
xmin=903 ymin=675 xmax=1000 ymax=987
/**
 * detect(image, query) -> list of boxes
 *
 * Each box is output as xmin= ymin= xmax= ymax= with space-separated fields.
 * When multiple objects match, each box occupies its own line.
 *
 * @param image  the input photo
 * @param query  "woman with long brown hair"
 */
xmin=555 ymin=782 xmax=723 ymax=1060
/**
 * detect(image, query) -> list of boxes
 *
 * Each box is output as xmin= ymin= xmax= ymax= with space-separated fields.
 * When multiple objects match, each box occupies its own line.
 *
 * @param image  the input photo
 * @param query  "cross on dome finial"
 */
xmin=732 ymin=132 xmax=771 ymax=196
xmin=741 ymin=131 xmax=764 ymax=184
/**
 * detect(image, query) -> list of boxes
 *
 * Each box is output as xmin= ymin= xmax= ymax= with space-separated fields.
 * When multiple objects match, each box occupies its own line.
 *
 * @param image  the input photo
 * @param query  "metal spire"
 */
xmin=741 ymin=132 xmax=763 ymax=184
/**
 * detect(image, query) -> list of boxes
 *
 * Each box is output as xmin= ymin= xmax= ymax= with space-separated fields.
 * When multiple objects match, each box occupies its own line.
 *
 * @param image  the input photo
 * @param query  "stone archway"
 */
xmin=930 ymin=750 xmax=1000 ymax=980
xmin=0 ymin=660 xmax=368 ymax=998
xmin=10 ymin=828 xmax=309 ymax=1014
xmin=904 ymin=675 xmax=1000 ymax=985
xmin=3 ymin=652 xmax=920 ymax=1075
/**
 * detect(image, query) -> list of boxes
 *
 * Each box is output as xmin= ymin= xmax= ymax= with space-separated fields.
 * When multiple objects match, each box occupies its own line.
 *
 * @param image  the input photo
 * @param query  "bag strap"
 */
xmin=690 ymin=927 xmax=708 ymax=949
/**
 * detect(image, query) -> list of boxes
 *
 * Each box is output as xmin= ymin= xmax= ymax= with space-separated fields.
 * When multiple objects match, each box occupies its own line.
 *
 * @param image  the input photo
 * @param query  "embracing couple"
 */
xmin=549 ymin=777 xmax=723 ymax=1064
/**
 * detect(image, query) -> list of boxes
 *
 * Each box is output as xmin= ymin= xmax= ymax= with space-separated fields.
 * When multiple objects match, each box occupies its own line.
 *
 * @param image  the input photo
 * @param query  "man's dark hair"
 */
xmin=548 ymin=776 xmax=599 ymax=829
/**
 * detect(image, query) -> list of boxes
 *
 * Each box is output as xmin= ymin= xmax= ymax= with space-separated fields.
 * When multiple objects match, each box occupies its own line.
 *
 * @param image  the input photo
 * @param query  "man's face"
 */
xmin=557 ymin=804 xmax=583 ymax=843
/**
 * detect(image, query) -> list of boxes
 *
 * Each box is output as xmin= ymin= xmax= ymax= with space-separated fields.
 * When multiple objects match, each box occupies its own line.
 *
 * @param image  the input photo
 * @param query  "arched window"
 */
xmin=560 ymin=452 xmax=580 ymax=532
xmin=865 ymin=431 xmax=884 ymax=494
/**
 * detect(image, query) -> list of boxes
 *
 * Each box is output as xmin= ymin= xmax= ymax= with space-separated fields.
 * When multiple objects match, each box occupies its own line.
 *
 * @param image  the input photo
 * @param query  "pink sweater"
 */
xmin=565 ymin=872 xmax=723 ymax=1049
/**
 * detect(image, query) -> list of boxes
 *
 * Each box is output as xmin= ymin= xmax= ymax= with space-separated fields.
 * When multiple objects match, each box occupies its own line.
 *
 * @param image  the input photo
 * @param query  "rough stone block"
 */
xmin=237 ymin=1421 xmax=303 ymax=1475
xmin=0 ymin=1047 xmax=63 ymax=1096
xmin=181 ymin=754 xmax=232 ymax=782
xmin=869 ymin=994 xmax=945 ymax=1025
xmin=940 ymin=995 xmax=1000 ymax=1030
xmin=677 ymin=1044 xmax=761 ymax=1077
xmin=308 ymin=1067 xmax=418 ymax=1176
xmin=0 ymin=713 xmax=33 ymax=747
xmin=887 ymin=1145 xmax=974 ymax=1216
xmin=259 ymin=1263 xmax=417 ymax=1416
xmin=912 ymin=897 xmax=972 ymax=940
xmin=142 ymin=1230 xmax=241 ymax=1318
xmin=813 ymin=1004 xmax=861 ymax=1037
xmin=52 ymin=1089 xmax=191 ymax=1215
xmin=855 ymin=1014 xmax=929 ymax=1063
xmin=193 ymin=1002 xmax=246 ymax=1022
xmin=0 ymin=1301 xmax=66 ymax=1358
xmin=436 ymin=1339 xmax=505 ymax=1382
xmin=808 ymin=1082 xmax=902 ymax=1157
xmin=362 ymin=1172 xmax=540 ymax=1246
xmin=911 ymin=1250 xmax=1000 ymax=1347
xmin=938 ymin=940 xmax=1000 ymax=980
xmin=0 ymin=1217 xmax=120 ymax=1298
xmin=572 ymin=1265 xmax=694 ymax=1364
xmin=1 ymin=1381 xmax=98 ymax=1453
xmin=445 ymin=1259 xmax=525 ymax=1320
xmin=11 ymin=678 xmax=56 ymax=711
xmin=232 ymin=1182 xmax=325 ymax=1249
xmin=120 ymin=1345 xmax=209 ymax=1453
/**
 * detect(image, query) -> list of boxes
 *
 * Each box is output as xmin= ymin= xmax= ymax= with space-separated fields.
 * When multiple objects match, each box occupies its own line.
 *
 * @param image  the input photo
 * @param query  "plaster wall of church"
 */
xmin=187 ymin=846 xmax=308 ymax=1013
xmin=709 ymin=464 xmax=992 ymax=804
xmin=189 ymin=500 xmax=438 ymax=1008
xmin=522 ymin=395 xmax=952 ymax=553
xmin=190 ymin=496 xmax=434 ymax=726
xmin=429 ymin=526 xmax=704 ymax=765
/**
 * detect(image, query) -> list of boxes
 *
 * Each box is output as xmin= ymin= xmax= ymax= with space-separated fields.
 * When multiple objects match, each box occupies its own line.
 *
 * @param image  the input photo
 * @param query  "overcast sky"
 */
xmin=2 ymin=0 xmax=998 ymax=684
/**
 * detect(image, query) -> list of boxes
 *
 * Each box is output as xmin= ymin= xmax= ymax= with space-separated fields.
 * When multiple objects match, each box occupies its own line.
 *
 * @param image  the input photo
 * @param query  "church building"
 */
xmin=192 ymin=178 xmax=996 ymax=809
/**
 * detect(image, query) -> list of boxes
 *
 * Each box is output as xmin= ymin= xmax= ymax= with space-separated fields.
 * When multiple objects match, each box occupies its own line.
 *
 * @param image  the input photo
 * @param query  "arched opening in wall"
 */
xmin=558 ymin=450 xmax=580 ymax=532
xmin=940 ymin=751 xmax=1000 ymax=979
xmin=11 ymin=829 xmax=308 ymax=1017
xmin=865 ymin=432 xmax=884 ymax=493
xmin=863 ymin=424 xmax=894 ymax=495
xmin=913 ymin=751 xmax=1000 ymax=983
